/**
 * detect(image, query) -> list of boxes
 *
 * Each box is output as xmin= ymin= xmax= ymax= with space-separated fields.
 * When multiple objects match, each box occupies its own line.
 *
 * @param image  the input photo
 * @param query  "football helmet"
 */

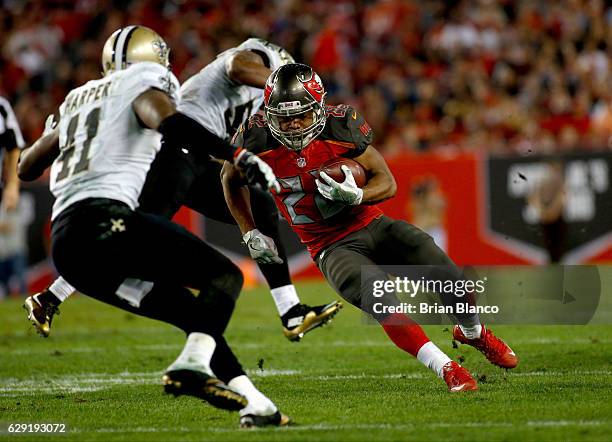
xmin=253 ymin=38 xmax=295 ymax=66
xmin=101 ymin=25 xmax=170 ymax=76
xmin=264 ymin=63 xmax=327 ymax=151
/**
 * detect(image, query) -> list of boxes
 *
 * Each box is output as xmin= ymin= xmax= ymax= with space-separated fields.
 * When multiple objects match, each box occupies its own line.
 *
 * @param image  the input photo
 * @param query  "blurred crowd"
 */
xmin=1 ymin=0 xmax=611 ymax=155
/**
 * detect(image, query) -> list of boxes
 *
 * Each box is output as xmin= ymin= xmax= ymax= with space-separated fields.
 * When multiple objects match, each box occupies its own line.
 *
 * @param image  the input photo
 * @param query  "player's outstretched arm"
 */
xmin=2 ymin=148 xmax=21 ymax=209
xmin=17 ymin=127 xmax=60 ymax=182
xmin=134 ymin=88 xmax=279 ymax=192
xmin=227 ymin=50 xmax=272 ymax=89
xmin=132 ymin=88 xmax=176 ymax=130
xmin=221 ymin=161 xmax=282 ymax=264
xmin=221 ymin=160 xmax=256 ymax=234
xmin=133 ymin=88 xmax=236 ymax=161
xmin=353 ymin=145 xmax=397 ymax=205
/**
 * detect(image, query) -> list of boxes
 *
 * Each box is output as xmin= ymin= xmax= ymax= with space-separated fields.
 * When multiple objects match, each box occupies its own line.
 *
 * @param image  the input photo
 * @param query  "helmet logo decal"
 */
xmin=264 ymin=81 xmax=274 ymax=105
xmin=300 ymin=71 xmax=324 ymax=103
xmin=152 ymin=38 xmax=169 ymax=62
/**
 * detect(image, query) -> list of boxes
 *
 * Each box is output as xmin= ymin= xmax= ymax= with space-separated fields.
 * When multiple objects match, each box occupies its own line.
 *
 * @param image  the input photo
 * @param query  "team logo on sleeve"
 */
xmin=152 ymin=38 xmax=169 ymax=62
xmin=158 ymin=73 xmax=176 ymax=95
xmin=359 ymin=121 xmax=372 ymax=136
xmin=264 ymin=82 xmax=274 ymax=105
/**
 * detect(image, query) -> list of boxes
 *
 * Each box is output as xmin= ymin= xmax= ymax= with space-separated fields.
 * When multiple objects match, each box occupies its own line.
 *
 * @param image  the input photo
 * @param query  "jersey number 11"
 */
xmin=56 ymin=107 xmax=101 ymax=182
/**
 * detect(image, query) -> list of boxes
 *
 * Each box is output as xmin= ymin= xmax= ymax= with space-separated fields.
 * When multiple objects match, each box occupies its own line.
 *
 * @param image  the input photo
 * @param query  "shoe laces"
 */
xmin=443 ymin=362 xmax=467 ymax=384
xmin=45 ymin=303 xmax=60 ymax=321
xmin=287 ymin=303 xmax=310 ymax=318
xmin=474 ymin=328 xmax=505 ymax=359
xmin=34 ymin=296 xmax=60 ymax=322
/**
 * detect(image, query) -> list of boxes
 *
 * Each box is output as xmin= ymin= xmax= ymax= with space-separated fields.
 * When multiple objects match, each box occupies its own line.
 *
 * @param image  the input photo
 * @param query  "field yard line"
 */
xmin=2 ymin=369 xmax=611 ymax=397
xmin=0 ymin=369 xmax=301 ymax=395
xmin=5 ymin=326 xmax=168 ymax=338
xmin=526 ymin=420 xmax=605 ymax=427
xmin=80 ymin=420 xmax=607 ymax=434
xmin=0 ymin=371 xmax=409 ymax=389
xmin=4 ymin=337 xmax=610 ymax=355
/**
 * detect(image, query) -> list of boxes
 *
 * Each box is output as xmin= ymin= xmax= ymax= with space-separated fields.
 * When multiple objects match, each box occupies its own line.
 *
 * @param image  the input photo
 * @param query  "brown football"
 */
xmin=318 ymin=158 xmax=367 ymax=187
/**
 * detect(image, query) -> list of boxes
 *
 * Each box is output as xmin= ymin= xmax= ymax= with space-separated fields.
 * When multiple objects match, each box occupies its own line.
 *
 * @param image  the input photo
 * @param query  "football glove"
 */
xmin=43 ymin=113 xmax=58 ymax=136
xmin=234 ymin=148 xmax=281 ymax=193
xmin=316 ymin=165 xmax=363 ymax=206
xmin=243 ymin=229 xmax=283 ymax=264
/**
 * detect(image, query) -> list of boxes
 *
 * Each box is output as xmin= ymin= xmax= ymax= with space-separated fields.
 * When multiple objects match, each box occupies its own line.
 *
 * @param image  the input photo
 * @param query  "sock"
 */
xmin=48 ymin=276 xmax=76 ymax=303
xmin=459 ymin=324 xmax=483 ymax=340
xmin=416 ymin=341 xmax=452 ymax=378
xmin=270 ymin=284 xmax=300 ymax=316
xmin=228 ymin=375 xmax=277 ymax=416
xmin=380 ymin=313 xmax=431 ymax=357
xmin=166 ymin=332 xmax=216 ymax=373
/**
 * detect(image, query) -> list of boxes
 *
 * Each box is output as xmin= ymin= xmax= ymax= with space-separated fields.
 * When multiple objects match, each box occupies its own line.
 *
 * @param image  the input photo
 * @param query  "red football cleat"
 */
xmin=453 ymin=325 xmax=519 ymax=369
xmin=442 ymin=361 xmax=478 ymax=392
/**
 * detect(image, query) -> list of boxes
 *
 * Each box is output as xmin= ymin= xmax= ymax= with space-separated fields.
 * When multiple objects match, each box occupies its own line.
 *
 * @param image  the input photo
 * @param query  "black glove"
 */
xmin=234 ymin=148 xmax=280 ymax=192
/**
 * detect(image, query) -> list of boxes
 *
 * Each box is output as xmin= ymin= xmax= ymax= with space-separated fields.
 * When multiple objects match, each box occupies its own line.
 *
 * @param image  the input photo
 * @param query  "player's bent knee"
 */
xmin=210 ymin=264 xmax=244 ymax=302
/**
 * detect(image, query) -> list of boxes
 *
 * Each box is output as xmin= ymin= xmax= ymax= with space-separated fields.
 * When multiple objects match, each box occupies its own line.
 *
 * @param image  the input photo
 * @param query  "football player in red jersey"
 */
xmin=222 ymin=63 xmax=519 ymax=392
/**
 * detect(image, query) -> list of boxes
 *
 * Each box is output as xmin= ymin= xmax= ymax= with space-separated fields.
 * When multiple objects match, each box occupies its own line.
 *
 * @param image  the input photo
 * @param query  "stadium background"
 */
xmin=1 ymin=0 xmax=611 ymax=291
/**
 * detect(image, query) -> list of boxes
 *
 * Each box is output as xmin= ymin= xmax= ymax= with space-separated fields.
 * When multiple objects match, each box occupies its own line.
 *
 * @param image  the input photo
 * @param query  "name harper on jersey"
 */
xmin=64 ymin=80 xmax=112 ymax=114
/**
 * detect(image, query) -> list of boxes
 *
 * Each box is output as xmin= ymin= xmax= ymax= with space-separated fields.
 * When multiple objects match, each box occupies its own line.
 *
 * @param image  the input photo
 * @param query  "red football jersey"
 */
xmin=233 ymin=105 xmax=383 ymax=258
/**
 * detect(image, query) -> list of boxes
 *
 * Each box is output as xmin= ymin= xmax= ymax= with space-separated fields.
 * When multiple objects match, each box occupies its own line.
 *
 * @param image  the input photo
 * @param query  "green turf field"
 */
xmin=0 ymin=280 xmax=611 ymax=441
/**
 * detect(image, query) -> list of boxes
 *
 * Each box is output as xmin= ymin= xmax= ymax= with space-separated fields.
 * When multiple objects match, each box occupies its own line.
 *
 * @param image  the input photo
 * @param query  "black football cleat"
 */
xmin=240 ymin=411 xmax=291 ymax=428
xmin=24 ymin=292 xmax=60 ymax=338
xmin=281 ymin=301 xmax=343 ymax=342
xmin=162 ymin=369 xmax=247 ymax=411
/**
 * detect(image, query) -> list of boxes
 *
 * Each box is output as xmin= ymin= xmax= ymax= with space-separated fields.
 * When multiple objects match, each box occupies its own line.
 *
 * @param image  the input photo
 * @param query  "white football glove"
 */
xmin=234 ymin=149 xmax=281 ymax=193
xmin=43 ymin=113 xmax=58 ymax=136
xmin=243 ymin=229 xmax=283 ymax=264
xmin=315 ymin=165 xmax=364 ymax=205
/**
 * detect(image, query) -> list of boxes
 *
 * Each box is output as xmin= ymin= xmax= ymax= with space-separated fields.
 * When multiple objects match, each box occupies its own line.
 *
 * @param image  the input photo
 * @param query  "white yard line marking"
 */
xmin=79 ymin=420 xmax=607 ymax=434
xmin=3 ymin=337 xmax=610 ymax=355
xmin=2 ymin=369 xmax=611 ymax=397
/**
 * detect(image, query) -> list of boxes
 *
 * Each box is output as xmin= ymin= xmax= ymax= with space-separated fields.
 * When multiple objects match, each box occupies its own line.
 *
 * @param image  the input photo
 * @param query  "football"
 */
xmin=318 ymin=158 xmax=367 ymax=187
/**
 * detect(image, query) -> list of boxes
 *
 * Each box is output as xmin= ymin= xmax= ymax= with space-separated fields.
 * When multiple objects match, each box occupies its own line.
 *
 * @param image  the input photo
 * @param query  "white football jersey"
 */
xmin=50 ymin=62 xmax=180 ymax=220
xmin=178 ymin=38 xmax=293 ymax=140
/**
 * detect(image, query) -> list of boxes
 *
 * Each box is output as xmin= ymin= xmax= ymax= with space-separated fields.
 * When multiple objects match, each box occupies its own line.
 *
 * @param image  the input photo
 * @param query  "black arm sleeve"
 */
xmin=157 ymin=112 xmax=238 ymax=162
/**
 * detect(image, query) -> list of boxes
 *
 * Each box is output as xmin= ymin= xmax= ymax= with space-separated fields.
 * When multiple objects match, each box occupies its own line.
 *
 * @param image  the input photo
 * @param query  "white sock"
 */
xmin=166 ymin=332 xmax=216 ymax=373
xmin=49 ymin=276 xmax=76 ymax=302
xmin=270 ymin=284 xmax=300 ymax=316
xmin=459 ymin=324 xmax=483 ymax=340
xmin=228 ymin=375 xmax=277 ymax=416
xmin=416 ymin=341 xmax=452 ymax=378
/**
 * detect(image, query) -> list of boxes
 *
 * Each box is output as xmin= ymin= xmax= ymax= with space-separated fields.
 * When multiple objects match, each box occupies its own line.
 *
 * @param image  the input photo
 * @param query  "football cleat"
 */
xmin=240 ymin=411 xmax=291 ymax=428
xmin=23 ymin=292 xmax=60 ymax=338
xmin=453 ymin=325 xmax=519 ymax=369
xmin=442 ymin=361 xmax=478 ymax=392
xmin=163 ymin=369 xmax=247 ymax=411
xmin=281 ymin=301 xmax=343 ymax=342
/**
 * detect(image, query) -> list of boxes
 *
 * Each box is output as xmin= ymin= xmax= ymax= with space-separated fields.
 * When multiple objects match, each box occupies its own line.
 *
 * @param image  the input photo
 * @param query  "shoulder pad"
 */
xmin=118 ymin=62 xmax=180 ymax=103
xmin=320 ymin=105 xmax=373 ymax=157
xmin=232 ymin=114 xmax=280 ymax=155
